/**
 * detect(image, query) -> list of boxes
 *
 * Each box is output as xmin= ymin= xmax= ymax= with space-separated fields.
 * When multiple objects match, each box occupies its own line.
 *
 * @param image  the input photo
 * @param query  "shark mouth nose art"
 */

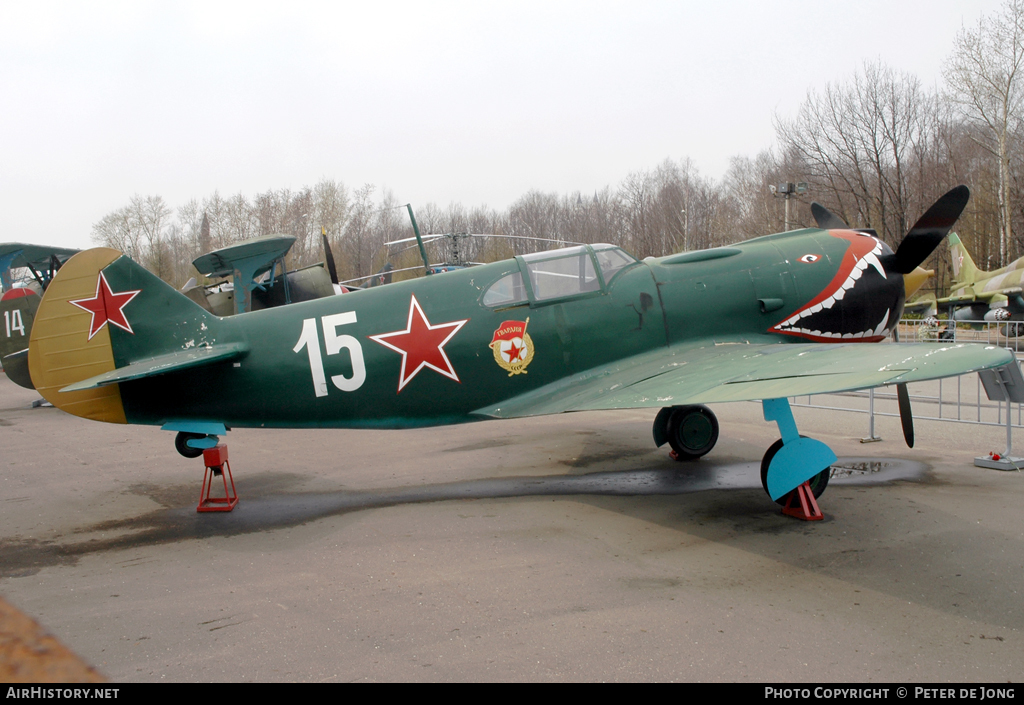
xmin=772 ymin=231 xmax=898 ymax=343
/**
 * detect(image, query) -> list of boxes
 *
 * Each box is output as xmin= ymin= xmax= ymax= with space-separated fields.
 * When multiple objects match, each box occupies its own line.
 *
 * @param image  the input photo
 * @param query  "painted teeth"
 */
xmin=777 ymin=325 xmax=888 ymax=340
xmin=864 ymin=252 xmax=886 ymax=279
xmin=774 ymin=237 xmax=892 ymax=339
xmin=777 ymin=308 xmax=892 ymax=338
xmin=873 ymin=309 xmax=890 ymax=337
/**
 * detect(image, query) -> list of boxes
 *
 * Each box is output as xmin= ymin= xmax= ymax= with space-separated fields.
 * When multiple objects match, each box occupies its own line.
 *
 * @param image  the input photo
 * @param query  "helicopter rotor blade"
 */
xmin=492 ymin=234 xmax=581 ymax=245
xmin=335 ymin=264 xmax=426 ymax=286
xmin=386 ymin=234 xmax=445 ymax=247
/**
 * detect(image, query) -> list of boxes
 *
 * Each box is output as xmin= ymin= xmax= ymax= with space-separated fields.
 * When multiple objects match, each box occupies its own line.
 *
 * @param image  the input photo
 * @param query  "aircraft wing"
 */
xmin=903 ymin=296 xmax=937 ymax=315
xmin=473 ymin=341 xmax=1014 ymax=419
xmin=1 ymin=243 xmax=80 ymax=290
xmin=0 ymin=243 xmax=80 ymax=270
xmin=935 ymin=287 xmax=1024 ymax=308
xmin=191 ymin=235 xmax=296 ymax=278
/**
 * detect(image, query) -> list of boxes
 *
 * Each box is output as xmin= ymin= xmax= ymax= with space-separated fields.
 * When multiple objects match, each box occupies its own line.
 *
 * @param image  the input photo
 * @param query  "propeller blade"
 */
xmin=812 ymin=204 xmax=879 ymax=239
xmin=322 ymin=229 xmax=339 ymax=285
xmin=897 ymin=382 xmax=915 ymax=448
xmin=889 ymin=326 xmax=915 ymax=448
xmin=891 ymin=185 xmax=970 ymax=274
xmin=810 ymin=203 xmax=849 ymax=230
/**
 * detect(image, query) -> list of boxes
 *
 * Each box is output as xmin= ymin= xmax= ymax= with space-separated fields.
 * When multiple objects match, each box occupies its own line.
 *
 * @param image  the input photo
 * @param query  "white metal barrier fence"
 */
xmin=897 ymin=318 xmax=1024 ymax=352
xmin=790 ymin=319 xmax=1024 ymax=455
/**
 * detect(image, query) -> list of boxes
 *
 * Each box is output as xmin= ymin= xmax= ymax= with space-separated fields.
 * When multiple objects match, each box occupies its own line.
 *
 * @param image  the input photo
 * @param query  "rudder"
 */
xmin=1 ymin=288 xmax=39 ymax=389
xmin=28 ymin=249 xmax=221 ymax=423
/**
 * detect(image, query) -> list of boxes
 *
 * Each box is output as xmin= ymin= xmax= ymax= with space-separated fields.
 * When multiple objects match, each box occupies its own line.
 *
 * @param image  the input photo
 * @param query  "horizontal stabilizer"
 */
xmin=60 ymin=342 xmax=248 ymax=392
xmin=1 ymin=348 xmax=33 ymax=389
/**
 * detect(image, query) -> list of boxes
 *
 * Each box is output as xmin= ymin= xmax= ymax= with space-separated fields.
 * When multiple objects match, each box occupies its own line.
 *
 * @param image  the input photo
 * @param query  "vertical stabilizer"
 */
xmin=949 ymin=233 xmax=981 ymax=286
xmin=28 ymin=249 xmax=222 ymax=423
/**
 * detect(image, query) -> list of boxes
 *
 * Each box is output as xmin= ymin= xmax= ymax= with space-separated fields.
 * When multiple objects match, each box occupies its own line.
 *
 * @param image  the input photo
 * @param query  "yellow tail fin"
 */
xmin=27 ymin=248 xmax=127 ymax=423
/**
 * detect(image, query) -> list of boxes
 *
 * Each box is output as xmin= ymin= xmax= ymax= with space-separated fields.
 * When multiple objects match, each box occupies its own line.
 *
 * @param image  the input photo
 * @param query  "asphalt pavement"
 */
xmin=0 ymin=375 xmax=1021 ymax=682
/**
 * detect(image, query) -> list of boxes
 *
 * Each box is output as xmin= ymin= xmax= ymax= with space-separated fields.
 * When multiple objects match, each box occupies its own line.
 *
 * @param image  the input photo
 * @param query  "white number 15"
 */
xmin=293 ymin=313 xmax=366 ymax=397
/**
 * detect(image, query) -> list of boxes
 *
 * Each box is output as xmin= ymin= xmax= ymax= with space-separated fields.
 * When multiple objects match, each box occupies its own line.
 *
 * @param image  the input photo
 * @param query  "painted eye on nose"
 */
xmin=799 ymin=254 xmax=821 ymax=263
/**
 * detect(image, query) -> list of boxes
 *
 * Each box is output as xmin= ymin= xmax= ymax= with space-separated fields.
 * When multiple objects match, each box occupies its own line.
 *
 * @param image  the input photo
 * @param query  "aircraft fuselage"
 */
xmin=103 ymin=228 xmax=905 ymax=430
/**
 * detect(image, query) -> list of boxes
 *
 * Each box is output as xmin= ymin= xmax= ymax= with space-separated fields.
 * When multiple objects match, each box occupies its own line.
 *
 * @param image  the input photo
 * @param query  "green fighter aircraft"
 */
xmin=24 ymin=186 xmax=1017 ymax=506
xmin=918 ymin=233 xmax=1024 ymax=334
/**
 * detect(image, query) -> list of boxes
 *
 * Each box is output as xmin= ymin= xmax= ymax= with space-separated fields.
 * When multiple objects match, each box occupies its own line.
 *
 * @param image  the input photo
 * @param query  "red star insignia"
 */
xmin=506 ymin=341 xmax=523 ymax=362
xmin=69 ymin=272 xmax=141 ymax=340
xmin=369 ymin=295 xmax=469 ymax=392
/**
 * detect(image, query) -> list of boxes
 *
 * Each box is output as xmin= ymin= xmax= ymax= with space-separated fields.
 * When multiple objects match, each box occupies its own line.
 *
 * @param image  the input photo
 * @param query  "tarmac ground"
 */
xmin=0 ymin=374 xmax=1021 ymax=682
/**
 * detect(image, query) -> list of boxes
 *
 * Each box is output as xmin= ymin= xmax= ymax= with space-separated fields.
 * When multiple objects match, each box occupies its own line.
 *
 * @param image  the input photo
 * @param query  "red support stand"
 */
xmin=197 ymin=444 xmax=238 ymax=513
xmin=780 ymin=481 xmax=823 ymax=521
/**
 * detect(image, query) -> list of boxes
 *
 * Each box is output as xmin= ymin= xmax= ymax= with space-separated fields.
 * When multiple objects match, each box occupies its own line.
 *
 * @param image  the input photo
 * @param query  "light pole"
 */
xmin=681 ymin=207 xmax=688 ymax=252
xmin=769 ymin=182 xmax=807 ymax=231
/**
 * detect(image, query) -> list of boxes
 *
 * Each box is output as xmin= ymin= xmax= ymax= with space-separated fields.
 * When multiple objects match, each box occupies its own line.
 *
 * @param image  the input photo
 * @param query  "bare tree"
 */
xmin=507 ymin=191 xmax=564 ymax=254
xmin=91 ymin=195 xmax=172 ymax=277
xmin=944 ymin=0 xmax=1024 ymax=265
xmin=776 ymin=62 xmax=932 ymax=245
xmin=312 ymin=178 xmax=350 ymax=269
xmin=91 ymin=207 xmax=140 ymax=260
xmin=340 ymin=184 xmax=379 ymax=280
xmin=224 ymin=193 xmax=256 ymax=244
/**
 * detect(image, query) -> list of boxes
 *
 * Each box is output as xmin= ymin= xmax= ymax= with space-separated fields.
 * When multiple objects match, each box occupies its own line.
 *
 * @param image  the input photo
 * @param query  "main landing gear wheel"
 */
xmin=174 ymin=432 xmax=206 ymax=459
xmin=759 ymin=437 xmax=831 ymax=505
xmin=667 ymin=405 xmax=719 ymax=460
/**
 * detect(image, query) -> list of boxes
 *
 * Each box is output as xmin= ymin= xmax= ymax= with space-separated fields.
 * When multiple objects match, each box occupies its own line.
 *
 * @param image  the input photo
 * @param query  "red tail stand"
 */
xmin=197 ymin=444 xmax=238 ymax=513
xmin=780 ymin=481 xmax=823 ymax=521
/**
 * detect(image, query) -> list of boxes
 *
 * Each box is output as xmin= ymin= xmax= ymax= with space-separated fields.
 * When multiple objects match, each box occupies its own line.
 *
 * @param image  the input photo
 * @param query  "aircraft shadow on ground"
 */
xmin=0 ymin=456 xmax=922 ymax=576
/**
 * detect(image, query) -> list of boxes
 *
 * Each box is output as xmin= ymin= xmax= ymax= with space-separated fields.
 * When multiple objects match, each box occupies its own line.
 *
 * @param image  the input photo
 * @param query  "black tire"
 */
xmin=174 ymin=432 xmax=206 ymax=459
xmin=759 ymin=437 xmax=831 ymax=505
xmin=666 ymin=405 xmax=719 ymax=460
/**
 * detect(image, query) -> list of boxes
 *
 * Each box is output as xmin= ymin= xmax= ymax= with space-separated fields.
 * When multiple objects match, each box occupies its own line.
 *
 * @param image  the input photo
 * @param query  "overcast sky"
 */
xmin=0 ymin=0 xmax=1007 ymax=250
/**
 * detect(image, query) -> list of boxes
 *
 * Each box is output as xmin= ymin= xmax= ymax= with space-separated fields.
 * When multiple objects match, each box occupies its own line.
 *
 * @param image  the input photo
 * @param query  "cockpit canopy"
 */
xmin=482 ymin=244 xmax=637 ymax=307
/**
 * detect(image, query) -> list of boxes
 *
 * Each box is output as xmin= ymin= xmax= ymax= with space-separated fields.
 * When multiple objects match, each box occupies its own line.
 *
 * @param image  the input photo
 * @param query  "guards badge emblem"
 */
xmin=489 ymin=319 xmax=534 ymax=376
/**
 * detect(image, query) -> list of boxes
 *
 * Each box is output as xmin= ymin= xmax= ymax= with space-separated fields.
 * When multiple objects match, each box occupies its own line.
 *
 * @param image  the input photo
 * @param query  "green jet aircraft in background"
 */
xmin=927 ymin=233 xmax=1024 ymax=333
xmin=24 ymin=186 xmax=1017 ymax=506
